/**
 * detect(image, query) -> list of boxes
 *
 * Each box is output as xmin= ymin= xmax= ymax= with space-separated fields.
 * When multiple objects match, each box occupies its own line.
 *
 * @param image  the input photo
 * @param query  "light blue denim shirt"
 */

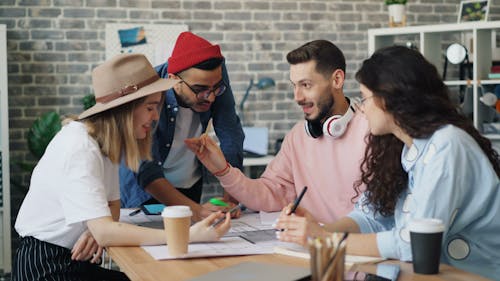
xmin=349 ymin=125 xmax=500 ymax=280
xmin=119 ymin=61 xmax=244 ymax=207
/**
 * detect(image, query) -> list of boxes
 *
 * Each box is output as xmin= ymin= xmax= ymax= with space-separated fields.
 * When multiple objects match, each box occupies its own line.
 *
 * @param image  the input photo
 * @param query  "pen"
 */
xmin=275 ymin=186 xmax=308 ymax=232
xmin=129 ymin=209 xmax=141 ymax=216
xmin=238 ymin=235 xmax=256 ymax=244
xmin=211 ymin=203 xmax=243 ymax=227
xmin=209 ymin=197 xmax=230 ymax=207
xmin=290 ymin=186 xmax=308 ymax=214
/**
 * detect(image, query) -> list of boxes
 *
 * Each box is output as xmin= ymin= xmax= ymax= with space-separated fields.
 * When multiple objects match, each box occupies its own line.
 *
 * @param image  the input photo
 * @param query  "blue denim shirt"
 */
xmin=119 ymin=61 xmax=244 ymax=207
xmin=348 ymin=125 xmax=500 ymax=280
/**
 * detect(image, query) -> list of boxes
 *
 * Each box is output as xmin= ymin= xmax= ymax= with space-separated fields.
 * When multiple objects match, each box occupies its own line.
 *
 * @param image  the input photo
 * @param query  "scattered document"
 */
xmin=227 ymin=211 xmax=275 ymax=234
xmin=138 ymin=210 xmax=386 ymax=266
xmin=142 ymin=236 xmax=273 ymax=260
xmin=259 ymin=211 xmax=280 ymax=225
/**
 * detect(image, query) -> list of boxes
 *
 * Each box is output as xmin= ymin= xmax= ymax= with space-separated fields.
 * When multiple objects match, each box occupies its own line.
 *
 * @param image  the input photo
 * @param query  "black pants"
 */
xmin=144 ymin=177 xmax=203 ymax=205
xmin=13 ymin=236 xmax=130 ymax=281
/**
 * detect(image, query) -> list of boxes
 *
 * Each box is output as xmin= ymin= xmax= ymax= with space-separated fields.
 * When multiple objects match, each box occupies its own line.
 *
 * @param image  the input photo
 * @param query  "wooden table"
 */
xmin=107 ymin=246 xmax=491 ymax=281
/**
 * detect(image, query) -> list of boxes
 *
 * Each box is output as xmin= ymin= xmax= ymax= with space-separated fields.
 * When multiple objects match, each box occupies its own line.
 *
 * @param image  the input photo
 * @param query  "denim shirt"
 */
xmin=119 ymin=61 xmax=244 ymax=207
xmin=348 ymin=125 xmax=500 ymax=280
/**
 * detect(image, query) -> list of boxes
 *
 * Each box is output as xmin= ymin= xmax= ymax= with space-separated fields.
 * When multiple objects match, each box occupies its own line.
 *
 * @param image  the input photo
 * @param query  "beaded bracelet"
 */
xmin=213 ymin=162 xmax=231 ymax=177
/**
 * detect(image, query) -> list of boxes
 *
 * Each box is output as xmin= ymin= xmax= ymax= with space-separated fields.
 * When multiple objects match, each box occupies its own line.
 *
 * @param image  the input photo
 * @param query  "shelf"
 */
xmin=369 ymin=21 xmax=500 ymax=137
xmin=480 ymin=79 xmax=500 ymax=85
xmin=483 ymin=134 xmax=500 ymax=140
xmin=444 ymin=79 xmax=500 ymax=86
xmin=444 ymin=80 xmax=472 ymax=86
xmin=368 ymin=21 xmax=500 ymax=37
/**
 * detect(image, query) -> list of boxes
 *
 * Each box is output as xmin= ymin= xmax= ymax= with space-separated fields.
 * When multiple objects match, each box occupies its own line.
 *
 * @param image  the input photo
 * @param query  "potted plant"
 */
xmin=385 ymin=0 xmax=407 ymax=27
xmin=11 ymin=94 xmax=96 ymax=193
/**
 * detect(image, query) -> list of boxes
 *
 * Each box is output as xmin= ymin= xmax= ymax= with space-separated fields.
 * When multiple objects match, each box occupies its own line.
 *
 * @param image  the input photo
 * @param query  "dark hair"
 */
xmin=354 ymin=45 xmax=500 ymax=216
xmin=192 ymin=57 xmax=223 ymax=71
xmin=286 ymin=40 xmax=346 ymax=78
xmin=176 ymin=57 xmax=223 ymax=75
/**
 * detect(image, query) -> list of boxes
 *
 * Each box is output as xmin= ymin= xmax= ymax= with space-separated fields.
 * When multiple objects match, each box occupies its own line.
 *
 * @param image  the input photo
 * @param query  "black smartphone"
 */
xmin=345 ymin=264 xmax=400 ymax=281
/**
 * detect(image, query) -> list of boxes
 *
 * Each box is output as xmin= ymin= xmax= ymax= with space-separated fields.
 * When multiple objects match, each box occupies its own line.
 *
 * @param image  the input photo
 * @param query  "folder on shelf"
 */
xmin=488 ymin=73 xmax=500 ymax=79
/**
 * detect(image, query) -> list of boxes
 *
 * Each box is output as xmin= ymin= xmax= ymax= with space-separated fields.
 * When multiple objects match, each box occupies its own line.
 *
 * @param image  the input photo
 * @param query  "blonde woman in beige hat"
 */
xmin=13 ymin=54 xmax=231 ymax=281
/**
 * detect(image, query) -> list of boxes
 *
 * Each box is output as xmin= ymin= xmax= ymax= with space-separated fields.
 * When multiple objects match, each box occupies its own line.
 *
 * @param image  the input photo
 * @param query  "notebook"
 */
xmin=187 ymin=261 xmax=310 ymax=281
xmin=273 ymin=245 xmax=386 ymax=268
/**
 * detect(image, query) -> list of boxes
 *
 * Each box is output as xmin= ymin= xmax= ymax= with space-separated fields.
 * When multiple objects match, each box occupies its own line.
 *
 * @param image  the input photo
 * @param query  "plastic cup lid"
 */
xmin=409 ymin=218 xmax=445 ymax=233
xmin=161 ymin=205 xmax=192 ymax=218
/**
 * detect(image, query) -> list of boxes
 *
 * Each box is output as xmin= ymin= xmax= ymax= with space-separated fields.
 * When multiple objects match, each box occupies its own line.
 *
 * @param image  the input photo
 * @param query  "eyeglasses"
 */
xmin=359 ymin=96 xmax=373 ymax=106
xmin=177 ymin=76 xmax=227 ymax=100
xmin=354 ymin=95 xmax=373 ymax=112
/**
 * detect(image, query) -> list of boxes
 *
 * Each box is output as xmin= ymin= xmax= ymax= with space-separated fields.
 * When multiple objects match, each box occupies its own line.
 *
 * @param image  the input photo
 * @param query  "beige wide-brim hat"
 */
xmin=79 ymin=53 xmax=178 ymax=119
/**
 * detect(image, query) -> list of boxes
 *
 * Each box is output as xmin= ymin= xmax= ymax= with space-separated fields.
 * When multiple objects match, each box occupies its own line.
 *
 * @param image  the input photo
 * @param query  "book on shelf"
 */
xmin=491 ymin=65 xmax=500 ymax=73
xmin=488 ymin=73 xmax=500 ymax=79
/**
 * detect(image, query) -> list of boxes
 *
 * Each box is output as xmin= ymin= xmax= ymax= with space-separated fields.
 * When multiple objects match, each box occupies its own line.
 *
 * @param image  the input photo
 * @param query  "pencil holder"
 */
xmin=308 ymin=232 xmax=348 ymax=281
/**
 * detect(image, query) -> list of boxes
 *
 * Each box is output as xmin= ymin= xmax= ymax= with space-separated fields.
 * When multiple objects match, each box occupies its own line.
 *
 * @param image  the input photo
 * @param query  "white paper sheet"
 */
xmin=259 ymin=211 xmax=280 ymax=225
xmin=142 ymin=236 xmax=273 ymax=260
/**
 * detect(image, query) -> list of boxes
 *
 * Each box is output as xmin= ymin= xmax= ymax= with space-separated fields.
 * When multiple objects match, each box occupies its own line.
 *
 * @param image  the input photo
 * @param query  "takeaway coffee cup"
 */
xmin=162 ymin=206 xmax=192 ymax=256
xmin=409 ymin=218 xmax=445 ymax=274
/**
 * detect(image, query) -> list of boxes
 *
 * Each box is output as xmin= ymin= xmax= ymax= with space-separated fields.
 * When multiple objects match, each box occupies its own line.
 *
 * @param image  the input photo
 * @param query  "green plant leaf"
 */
xmin=10 ymin=177 xmax=29 ymax=194
xmin=82 ymin=94 xmax=96 ymax=110
xmin=27 ymin=111 xmax=62 ymax=159
xmin=385 ymin=0 xmax=407 ymax=5
xmin=15 ymin=161 xmax=37 ymax=173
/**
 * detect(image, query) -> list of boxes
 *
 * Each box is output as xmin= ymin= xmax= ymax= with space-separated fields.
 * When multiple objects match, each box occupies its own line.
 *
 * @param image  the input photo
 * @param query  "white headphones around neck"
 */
xmin=304 ymin=97 xmax=356 ymax=139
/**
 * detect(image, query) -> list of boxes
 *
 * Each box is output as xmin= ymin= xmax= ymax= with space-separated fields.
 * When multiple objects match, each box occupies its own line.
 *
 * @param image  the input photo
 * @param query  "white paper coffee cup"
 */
xmin=162 ymin=206 xmax=192 ymax=257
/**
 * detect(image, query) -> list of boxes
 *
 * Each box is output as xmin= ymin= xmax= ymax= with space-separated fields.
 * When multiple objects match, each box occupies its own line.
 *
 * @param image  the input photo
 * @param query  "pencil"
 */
xmin=309 ymin=238 xmax=318 ymax=281
xmin=198 ymin=119 xmax=212 ymax=154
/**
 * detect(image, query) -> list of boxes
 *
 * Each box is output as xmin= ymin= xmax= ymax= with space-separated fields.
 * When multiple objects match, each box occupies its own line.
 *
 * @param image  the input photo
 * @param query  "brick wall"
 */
xmin=2 ymin=0 xmax=498 ymax=186
xmin=2 ymin=0 xmax=500 ymax=224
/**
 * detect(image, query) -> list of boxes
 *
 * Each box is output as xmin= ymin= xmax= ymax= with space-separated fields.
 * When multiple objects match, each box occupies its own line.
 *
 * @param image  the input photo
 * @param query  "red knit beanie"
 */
xmin=167 ymin=31 xmax=223 ymax=74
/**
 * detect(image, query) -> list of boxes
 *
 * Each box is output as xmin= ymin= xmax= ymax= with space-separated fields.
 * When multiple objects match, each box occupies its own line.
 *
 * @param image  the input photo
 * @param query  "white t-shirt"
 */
xmin=162 ymin=107 xmax=202 ymax=188
xmin=15 ymin=121 xmax=120 ymax=249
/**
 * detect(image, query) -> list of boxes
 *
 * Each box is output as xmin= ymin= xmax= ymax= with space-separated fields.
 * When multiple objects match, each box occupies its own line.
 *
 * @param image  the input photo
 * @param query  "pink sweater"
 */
xmin=218 ymin=114 xmax=369 ymax=223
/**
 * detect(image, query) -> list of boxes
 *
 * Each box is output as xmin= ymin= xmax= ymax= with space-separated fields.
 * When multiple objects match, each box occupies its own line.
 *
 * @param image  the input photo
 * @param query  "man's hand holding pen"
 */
xmin=274 ymin=186 xmax=327 ymax=246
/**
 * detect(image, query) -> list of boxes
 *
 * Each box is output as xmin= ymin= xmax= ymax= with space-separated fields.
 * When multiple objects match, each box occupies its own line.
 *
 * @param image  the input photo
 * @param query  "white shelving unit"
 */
xmin=0 ymin=24 xmax=11 ymax=274
xmin=368 ymin=21 xmax=500 ymax=141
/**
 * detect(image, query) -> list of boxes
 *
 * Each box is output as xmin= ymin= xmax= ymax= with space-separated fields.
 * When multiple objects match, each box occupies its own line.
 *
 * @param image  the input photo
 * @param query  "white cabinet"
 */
xmin=0 ymin=24 xmax=11 ymax=274
xmin=368 ymin=21 xmax=500 ymax=140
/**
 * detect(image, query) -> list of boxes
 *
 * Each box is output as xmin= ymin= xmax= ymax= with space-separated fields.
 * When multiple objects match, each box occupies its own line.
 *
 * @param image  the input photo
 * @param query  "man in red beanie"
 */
xmin=119 ymin=31 xmax=244 ymax=221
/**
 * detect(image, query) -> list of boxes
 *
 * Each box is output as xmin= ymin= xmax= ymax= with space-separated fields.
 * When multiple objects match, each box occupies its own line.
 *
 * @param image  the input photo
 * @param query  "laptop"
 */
xmin=187 ymin=261 xmax=310 ymax=281
xmin=242 ymin=127 xmax=269 ymax=157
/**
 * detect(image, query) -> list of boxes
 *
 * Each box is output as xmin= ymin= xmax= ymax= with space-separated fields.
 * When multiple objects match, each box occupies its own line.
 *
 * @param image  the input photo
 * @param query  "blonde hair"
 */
xmin=74 ymin=96 xmax=154 ymax=172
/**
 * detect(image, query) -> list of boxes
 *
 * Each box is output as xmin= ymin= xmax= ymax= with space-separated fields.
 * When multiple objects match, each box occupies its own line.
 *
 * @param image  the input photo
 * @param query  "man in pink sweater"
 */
xmin=185 ymin=40 xmax=368 ymax=223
